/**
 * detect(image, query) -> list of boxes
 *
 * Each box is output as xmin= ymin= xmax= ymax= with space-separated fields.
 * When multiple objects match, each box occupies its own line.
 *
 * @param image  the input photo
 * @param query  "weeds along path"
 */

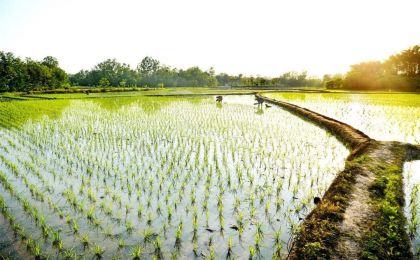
xmin=257 ymin=93 xmax=420 ymax=259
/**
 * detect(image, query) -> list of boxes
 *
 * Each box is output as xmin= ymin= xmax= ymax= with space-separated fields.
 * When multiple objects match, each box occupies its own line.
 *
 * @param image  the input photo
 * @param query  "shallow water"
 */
xmin=265 ymin=92 xmax=420 ymax=255
xmin=264 ymin=93 xmax=420 ymax=144
xmin=0 ymin=95 xmax=348 ymax=259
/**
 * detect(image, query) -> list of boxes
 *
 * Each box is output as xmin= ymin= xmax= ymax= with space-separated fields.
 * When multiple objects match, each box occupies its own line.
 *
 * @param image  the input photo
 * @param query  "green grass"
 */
xmin=0 ymin=99 xmax=70 ymax=128
xmin=361 ymin=145 xmax=412 ymax=259
xmin=291 ymin=142 xmax=413 ymax=259
xmin=0 ymin=95 xmax=212 ymax=129
xmin=292 ymin=157 xmax=359 ymax=258
xmin=0 ymin=93 xmax=34 ymax=100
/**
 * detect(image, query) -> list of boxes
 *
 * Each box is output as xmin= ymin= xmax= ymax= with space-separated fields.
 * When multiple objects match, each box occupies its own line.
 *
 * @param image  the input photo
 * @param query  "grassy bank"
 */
xmin=258 ymin=94 xmax=414 ymax=259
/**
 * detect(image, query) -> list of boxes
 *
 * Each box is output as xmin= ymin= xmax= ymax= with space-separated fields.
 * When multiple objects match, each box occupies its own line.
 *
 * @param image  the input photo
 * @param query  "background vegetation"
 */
xmin=0 ymin=53 xmax=67 ymax=92
xmin=1 ymin=45 xmax=419 ymax=92
xmin=325 ymin=45 xmax=420 ymax=91
xmin=68 ymin=57 xmax=321 ymax=89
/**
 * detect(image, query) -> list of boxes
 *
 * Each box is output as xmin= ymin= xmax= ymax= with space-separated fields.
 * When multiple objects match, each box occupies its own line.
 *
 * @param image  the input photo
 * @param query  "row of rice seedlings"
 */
xmin=0 ymin=171 xmax=69 ymax=257
xmin=6 ymin=128 xmax=144 ymax=249
xmin=0 ymin=132 xmax=121 ymax=257
xmin=0 ymin=194 xmax=44 ymax=259
xmin=265 ymin=93 xmax=420 ymax=145
xmin=74 ymin=102 xmax=340 ymax=254
xmin=0 ymin=98 xmax=348 ymax=258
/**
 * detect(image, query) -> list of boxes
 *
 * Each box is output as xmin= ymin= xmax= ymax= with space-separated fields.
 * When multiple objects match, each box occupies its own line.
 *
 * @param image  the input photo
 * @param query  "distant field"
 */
xmin=2 ymin=87 xmax=418 ymax=101
xmin=11 ymin=88 xmax=259 ymax=100
xmin=263 ymin=92 xmax=420 ymax=144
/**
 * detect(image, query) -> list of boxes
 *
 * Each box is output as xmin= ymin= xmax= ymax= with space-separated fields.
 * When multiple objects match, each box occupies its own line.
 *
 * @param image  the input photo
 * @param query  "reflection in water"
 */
xmin=255 ymin=107 xmax=264 ymax=115
xmin=264 ymin=92 xmax=420 ymax=144
xmin=0 ymin=95 xmax=348 ymax=259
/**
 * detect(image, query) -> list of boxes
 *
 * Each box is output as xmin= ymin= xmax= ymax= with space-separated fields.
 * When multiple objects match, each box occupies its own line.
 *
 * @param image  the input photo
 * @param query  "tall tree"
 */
xmin=386 ymin=45 xmax=420 ymax=77
xmin=0 ymin=51 xmax=26 ymax=91
xmin=42 ymin=56 xmax=59 ymax=68
xmin=343 ymin=61 xmax=384 ymax=90
xmin=137 ymin=56 xmax=160 ymax=76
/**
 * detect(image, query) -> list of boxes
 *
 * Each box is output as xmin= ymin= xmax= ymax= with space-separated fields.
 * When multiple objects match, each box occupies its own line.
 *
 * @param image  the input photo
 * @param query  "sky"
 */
xmin=0 ymin=0 xmax=419 ymax=77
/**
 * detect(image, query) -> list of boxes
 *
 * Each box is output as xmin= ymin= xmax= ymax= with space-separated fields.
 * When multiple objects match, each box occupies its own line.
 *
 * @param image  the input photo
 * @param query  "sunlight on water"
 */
xmin=0 ymin=96 xmax=348 ymax=259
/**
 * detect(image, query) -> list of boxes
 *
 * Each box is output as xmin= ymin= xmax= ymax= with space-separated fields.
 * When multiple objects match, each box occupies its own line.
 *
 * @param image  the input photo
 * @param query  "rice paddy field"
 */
xmin=0 ymin=87 xmax=258 ymax=101
xmin=0 ymin=95 xmax=349 ymax=259
xmin=263 ymin=92 xmax=420 ymax=255
xmin=263 ymin=93 xmax=420 ymax=144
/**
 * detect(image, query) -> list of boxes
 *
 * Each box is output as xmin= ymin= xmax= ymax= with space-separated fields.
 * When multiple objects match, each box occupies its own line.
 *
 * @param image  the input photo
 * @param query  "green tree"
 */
xmin=99 ymin=77 xmax=110 ymax=87
xmin=137 ymin=56 xmax=160 ymax=76
xmin=25 ymin=59 xmax=52 ymax=88
xmin=343 ymin=61 xmax=384 ymax=90
xmin=119 ymin=79 xmax=127 ymax=87
xmin=0 ymin=51 xmax=27 ymax=91
xmin=51 ymin=67 xmax=68 ymax=87
xmin=42 ymin=56 xmax=59 ymax=68
xmin=90 ymin=59 xmax=136 ymax=87
xmin=324 ymin=74 xmax=343 ymax=89
xmin=388 ymin=45 xmax=420 ymax=77
xmin=341 ymin=45 xmax=420 ymax=91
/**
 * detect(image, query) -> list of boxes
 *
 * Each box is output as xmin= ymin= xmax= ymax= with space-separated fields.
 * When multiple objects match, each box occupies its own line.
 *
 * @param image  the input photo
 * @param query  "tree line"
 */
xmin=216 ymin=71 xmax=322 ymax=88
xmin=325 ymin=45 xmax=420 ymax=91
xmin=0 ymin=52 xmax=67 ymax=92
xmin=69 ymin=57 xmax=321 ymax=88
xmin=69 ymin=57 xmax=218 ymax=88
xmin=1 ymin=45 xmax=419 ymax=92
xmin=0 ymin=52 xmax=322 ymax=92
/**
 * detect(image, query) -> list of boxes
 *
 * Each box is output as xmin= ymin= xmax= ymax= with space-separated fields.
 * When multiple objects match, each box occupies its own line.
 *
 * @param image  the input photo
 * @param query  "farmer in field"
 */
xmin=254 ymin=96 xmax=264 ymax=107
xmin=216 ymin=95 xmax=223 ymax=103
